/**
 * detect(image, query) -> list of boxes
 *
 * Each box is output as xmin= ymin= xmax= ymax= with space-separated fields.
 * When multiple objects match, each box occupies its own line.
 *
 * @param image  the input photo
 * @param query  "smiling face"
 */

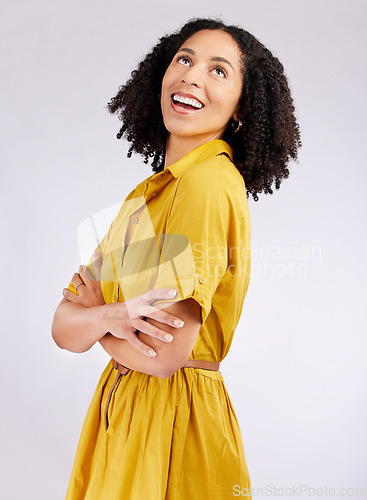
xmin=160 ymin=29 xmax=244 ymax=145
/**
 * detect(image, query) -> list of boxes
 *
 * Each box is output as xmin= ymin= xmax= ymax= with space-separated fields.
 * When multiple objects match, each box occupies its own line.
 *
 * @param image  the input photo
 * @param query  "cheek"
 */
xmin=161 ymin=74 xmax=168 ymax=94
xmin=212 ymin=89 xmax=236 ymax=115
xmin=161 ymin=69 xmax=170 ymax=94
xmin=161 ymin=65 xmax=176 ymax=91
xmin=222 ymin=84 xmax=241 ymax=111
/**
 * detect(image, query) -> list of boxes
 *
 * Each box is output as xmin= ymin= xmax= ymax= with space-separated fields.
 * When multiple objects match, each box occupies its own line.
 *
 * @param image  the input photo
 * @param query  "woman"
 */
xmin=52 ymin=17 xmax=301 ymax=499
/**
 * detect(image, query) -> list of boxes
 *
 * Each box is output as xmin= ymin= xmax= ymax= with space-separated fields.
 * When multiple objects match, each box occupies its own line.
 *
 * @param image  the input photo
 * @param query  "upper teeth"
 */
xmin=173 ymin=94 xmax=203 ymax=109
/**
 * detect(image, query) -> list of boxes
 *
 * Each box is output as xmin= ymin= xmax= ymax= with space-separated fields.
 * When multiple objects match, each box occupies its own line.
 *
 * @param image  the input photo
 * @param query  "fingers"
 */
xmin=132 ymin=318 xmax=174 ymax=343
xmin=77 ymin=248 xmax=103 ymax=287
xmin=125 ymin=288 xmax=184 ymax=327
xmin=125 ymin=331 xmax=157 ymax=358
xmin=143 ymin=304 xmax=185 ymax=328
xmin=69 ymin=272 xmax=85 ymax=294
xmin=63 ymin=287 xmax=78 ymax=302
xmin=124 ymin=288 xmax=177 ymax=319
xmin=78 ymin=265 xmax=94 ymax=284
xmin=143 ymin=288 xmax=178 ymax=305
xmin=63 ymin=271 xmax=86 ymax=302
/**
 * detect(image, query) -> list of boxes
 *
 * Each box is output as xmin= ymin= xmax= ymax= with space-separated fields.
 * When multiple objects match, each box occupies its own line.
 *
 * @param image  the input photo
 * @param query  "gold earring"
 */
xmin=231 ymin=119 xmax=243 ymax=133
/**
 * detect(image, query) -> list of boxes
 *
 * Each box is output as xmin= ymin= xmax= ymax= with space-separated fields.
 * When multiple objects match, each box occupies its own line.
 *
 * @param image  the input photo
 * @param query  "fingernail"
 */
xmin=147 ymin=349 xmax=156 ymax=357
xmin=174 ymin=320 xmax=184 ymax=327
xmin=168 ymin=289 xmax=177 ymax=297
xmin=164 ymin=333 xmax=173 ymax=342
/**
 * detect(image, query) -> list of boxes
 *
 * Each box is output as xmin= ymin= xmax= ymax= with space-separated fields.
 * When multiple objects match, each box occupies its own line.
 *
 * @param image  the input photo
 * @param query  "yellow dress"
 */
xmin=64 ymin=139 xmax=252 ymax=499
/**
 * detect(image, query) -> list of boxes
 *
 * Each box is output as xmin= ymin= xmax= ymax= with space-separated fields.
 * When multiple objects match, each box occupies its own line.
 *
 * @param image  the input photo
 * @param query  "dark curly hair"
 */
xmin=107 ymin=17 xmax=302 ymax=202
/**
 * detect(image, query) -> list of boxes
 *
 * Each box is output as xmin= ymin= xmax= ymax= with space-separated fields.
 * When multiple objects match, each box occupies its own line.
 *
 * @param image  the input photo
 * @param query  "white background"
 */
xmin=1 ymin=0 xmax=366 ymax=498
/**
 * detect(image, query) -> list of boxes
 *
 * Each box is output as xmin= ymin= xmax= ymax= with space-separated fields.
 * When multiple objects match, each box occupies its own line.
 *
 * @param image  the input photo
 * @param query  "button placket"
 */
xmin=104 ymin=372 xmax=122 ymax=431
xmin=145 ymin=169 xmax=170 ymax=201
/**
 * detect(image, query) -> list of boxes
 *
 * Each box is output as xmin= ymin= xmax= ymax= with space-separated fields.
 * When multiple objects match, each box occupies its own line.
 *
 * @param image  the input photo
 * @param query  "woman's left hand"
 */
xmin=63 ymin=250 xmax=106 ymax=308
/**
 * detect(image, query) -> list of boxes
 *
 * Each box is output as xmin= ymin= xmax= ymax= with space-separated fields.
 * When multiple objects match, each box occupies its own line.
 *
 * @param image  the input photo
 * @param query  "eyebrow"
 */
xmin=176 ymin=47 xmax=235 ymax=72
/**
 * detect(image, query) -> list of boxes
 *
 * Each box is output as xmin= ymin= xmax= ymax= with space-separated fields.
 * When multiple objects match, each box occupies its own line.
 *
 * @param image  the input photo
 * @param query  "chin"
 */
xmin=163 ymin=122 xmax=196 ymax=136
xmin=169 ymin=129 xmax=204 ymax=139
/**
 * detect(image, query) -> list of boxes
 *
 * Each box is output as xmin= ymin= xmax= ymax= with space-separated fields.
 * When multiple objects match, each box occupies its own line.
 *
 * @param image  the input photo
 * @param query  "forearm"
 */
xmin=98 ymin=300 xmax=200 ymax=379
xmin=99 ymin=333 xmax=167 ymax=378
xmin=52 ymin=300 xmax=107 ymax=353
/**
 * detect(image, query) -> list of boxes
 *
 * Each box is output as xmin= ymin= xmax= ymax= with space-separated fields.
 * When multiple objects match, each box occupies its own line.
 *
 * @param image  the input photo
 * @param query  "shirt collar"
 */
xmin=166 ymin=139 xmax=234 ymax=179
xmin=133 ymin=139 xmax=234 ymax=197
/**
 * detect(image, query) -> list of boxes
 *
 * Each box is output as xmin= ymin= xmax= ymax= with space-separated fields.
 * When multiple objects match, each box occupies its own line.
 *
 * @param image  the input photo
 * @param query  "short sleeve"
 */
xmin=152 ymin=166 xmax=233 ymax=325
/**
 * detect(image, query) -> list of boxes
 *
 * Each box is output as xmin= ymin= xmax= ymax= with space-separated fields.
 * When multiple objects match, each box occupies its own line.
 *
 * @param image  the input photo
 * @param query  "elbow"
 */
xmin=151 ymin=348 xmax=195 ymax=379
xmin=51 ymin=319 xmax=64 ymax=350
xmin=51 ymin=329 xmax=87 ymax=353
xmin=146 ymin=364 xmax=172 ymax=379
xmin=51 ymin=320 xmax=86 ymax=353
xmin=51 ymin=306 xmax=68 ymax=350
xmin=52 ymin=335 xmax=63 ymax=350
xmin=158 ymin=369 xmax=174 ymax=379
xmin=155 ymin=360 xmax=184 ymax=379
xmin=144 ymin=358 xmax=174 ymax=379
xmin=51 ymin=327 xmax=67 ymax=351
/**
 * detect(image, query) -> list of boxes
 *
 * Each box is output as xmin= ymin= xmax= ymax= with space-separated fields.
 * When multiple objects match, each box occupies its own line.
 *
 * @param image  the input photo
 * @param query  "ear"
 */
xmin=232 ymin=104 xmax=242 ymax=122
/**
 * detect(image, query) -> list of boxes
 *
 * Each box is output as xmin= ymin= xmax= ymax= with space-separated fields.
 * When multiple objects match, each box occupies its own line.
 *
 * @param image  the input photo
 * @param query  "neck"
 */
xmin=163 ymin=132 xmax=224 ymax=170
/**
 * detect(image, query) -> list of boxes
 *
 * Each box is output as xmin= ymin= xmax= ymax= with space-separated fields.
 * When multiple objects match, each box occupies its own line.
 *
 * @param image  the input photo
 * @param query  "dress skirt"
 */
xmin=65 ymin=359 xmax=252 ymax=499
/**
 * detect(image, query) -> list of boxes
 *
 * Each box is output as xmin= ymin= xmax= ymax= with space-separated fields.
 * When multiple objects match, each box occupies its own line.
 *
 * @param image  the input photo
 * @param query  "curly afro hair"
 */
xmin=107 ymin=17 xmax=302 ymax=202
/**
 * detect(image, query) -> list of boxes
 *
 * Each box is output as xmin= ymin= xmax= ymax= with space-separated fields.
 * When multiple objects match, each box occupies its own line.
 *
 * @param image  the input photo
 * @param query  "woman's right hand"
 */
xmin=95 ymin=288 xmax=184 ymax=357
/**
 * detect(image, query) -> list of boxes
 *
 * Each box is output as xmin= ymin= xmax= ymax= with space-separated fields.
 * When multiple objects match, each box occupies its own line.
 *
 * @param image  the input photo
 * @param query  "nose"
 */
xmin=181 ymin=65 xmax=203 ymax=87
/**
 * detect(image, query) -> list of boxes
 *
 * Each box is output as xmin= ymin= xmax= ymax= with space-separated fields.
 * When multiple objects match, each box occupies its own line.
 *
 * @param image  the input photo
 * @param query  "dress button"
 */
xmin=151 ymin=191 xmax=156 ymax=197
xmin=198 ymin=276 xmax=205 ymax=284
xmin=131 ymin=217 xmax=139 ymax=224
xmin=113 ymin=297 xmax=118 ymax=302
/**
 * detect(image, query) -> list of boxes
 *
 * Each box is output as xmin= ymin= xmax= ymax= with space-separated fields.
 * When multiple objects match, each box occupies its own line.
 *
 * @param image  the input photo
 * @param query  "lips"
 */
xmin=172 ymin=92 xmax=205 ymax=107
xmin=170 ymin=92 xmax=205 ymax=114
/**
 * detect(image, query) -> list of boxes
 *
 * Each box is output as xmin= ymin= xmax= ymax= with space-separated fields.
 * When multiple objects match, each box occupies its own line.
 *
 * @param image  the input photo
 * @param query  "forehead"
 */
xmin=178 ymin=29 xmax=242 ymax=67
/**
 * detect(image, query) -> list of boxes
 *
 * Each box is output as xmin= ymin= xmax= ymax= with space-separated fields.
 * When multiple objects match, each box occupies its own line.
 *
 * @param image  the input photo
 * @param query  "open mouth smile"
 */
xmin=170 ymin=93 xmax=205 ymax=114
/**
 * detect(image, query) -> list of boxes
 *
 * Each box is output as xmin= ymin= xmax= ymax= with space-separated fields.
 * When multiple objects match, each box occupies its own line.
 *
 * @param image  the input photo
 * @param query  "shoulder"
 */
xmin=174 ymin=154 xmax=248 ymax=217
xmin=178 ymin=154 xmax=245 ymax=196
